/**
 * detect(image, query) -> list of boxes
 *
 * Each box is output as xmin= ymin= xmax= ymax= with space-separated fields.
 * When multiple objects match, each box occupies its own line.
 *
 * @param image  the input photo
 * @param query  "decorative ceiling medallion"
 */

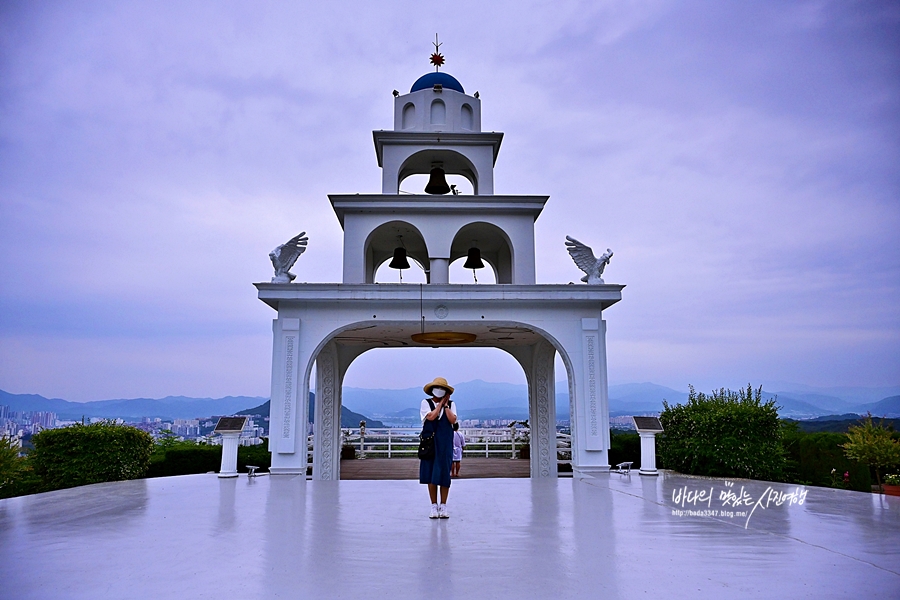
xmin=411 ymin=331 xmax=476 ymax=345
xmin=434 ymin=305 xmax=449 ymax=319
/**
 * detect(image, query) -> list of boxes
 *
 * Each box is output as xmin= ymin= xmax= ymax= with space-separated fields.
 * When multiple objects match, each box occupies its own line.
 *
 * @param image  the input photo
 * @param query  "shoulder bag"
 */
xmin=418 ymin=399 xmax=436 ymax=460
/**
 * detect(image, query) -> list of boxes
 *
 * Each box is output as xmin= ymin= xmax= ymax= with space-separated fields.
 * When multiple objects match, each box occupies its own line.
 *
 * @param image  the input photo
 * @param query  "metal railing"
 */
xmin=305 ymin=428 xmax=575 ymax=465
xmin=329 ymin=427 xmax=530 ymax=459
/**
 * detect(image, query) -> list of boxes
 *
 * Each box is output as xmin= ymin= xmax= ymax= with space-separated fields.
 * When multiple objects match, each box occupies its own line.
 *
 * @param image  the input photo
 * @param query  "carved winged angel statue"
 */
xmin=269 ymin=232 xmax=308 ymax=283
xmin=565 ymin=236 xmax=613 ymax=284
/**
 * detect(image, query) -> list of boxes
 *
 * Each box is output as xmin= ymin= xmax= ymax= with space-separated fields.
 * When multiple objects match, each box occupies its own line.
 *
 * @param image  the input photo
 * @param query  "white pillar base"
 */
xmin=638 ymin=431 xmax=659 ymax=476
xmin=218 ymin=432 xmax=241 ymax=478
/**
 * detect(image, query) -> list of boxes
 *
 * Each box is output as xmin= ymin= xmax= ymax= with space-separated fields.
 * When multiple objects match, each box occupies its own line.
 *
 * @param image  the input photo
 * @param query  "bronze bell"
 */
xmin=463 ymin=247 xmax=484 ymax=270
xmin=389 ymin=247 xmax=410 ymax=270
xmin=424 ymin=167 xmax=451 ymax=195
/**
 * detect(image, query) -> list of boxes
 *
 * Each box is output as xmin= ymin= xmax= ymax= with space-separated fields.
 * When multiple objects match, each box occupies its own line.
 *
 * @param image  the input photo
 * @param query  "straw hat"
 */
xmin=423 ymin=377 xmax=454 ymax=396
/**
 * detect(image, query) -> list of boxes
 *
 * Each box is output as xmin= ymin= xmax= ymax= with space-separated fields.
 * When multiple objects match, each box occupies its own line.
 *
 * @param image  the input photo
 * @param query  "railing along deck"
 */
xmin=305 ymin=428 xmax=572 ymax=468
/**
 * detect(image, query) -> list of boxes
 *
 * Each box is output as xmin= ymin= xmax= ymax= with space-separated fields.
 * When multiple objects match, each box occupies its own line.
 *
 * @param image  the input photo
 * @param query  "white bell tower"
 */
xmin=258 ymin=47 xmax=624 ymax=480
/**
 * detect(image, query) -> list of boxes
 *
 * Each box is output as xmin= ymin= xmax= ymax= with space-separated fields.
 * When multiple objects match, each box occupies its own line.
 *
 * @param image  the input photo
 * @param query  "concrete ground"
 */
xmin=1 ymin=472 xmax=898 ymax=599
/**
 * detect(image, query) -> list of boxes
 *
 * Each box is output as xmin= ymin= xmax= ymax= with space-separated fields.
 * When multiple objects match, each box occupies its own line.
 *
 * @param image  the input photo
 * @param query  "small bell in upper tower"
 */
xmin=424 ymin=166 xmax=451 ymax=195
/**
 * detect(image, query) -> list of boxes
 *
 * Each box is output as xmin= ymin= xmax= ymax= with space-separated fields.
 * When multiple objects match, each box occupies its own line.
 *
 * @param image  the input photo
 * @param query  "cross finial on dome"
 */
xmin=430 ymin=33 xmax=444 ymax=71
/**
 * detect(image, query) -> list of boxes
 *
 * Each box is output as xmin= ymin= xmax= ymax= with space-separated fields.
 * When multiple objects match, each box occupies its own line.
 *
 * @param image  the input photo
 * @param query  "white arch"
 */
xmin=302 ymin=319 xmax=576 ymax=480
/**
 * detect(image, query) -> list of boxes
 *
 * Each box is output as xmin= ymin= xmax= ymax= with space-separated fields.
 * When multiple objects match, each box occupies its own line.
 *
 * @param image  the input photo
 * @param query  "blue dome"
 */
xmin=410 ymin=72 xmax=465 ymax=94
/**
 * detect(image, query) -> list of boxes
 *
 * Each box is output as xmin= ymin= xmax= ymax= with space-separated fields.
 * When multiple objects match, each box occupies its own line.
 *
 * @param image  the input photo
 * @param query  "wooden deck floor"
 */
xmin=338 ymin=457 xmax=532 ymax=480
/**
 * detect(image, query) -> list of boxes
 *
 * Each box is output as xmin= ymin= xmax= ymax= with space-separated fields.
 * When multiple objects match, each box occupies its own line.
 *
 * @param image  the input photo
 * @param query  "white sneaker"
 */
xmin=438 ymin=504 xmax=449 ymax=519
xmin=429 ymin=504 xmax=439 ymax=519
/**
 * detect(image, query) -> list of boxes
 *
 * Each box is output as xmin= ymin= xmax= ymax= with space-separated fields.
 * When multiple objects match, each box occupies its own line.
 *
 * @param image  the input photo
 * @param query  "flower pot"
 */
xmin=882 ymin=484 xmax=900 ymax=497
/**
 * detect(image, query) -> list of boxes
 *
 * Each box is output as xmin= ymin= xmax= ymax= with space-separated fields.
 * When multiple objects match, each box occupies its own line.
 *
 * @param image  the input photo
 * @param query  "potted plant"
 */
xmin=883 ymin=474 xmax=900 ymax=497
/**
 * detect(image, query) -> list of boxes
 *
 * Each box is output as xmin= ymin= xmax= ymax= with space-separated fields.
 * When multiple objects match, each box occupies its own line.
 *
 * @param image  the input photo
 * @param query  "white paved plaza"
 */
xmin=1 ymin=472 xmax=898 ymax=599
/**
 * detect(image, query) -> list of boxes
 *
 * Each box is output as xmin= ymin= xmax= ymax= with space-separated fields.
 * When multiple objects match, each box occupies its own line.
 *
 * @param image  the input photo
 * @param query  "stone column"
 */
xmin=429 ymin=258 xmax=449 ymax=283
xmin=313 ymin=343 xmax=341 ymax=480
xmin=528 ymin=340 xmax=558 ymax=478
xmin=218 ymin=432 xmax=241 ymax=478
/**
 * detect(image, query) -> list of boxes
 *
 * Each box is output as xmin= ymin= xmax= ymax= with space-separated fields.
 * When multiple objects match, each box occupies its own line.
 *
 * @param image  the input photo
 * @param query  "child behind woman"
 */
xmin=451 ymin=422 xmax=465 ymax=477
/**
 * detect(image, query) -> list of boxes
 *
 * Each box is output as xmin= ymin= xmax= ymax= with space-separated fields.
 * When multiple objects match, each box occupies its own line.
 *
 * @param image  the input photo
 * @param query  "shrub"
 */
xmin=658 ymin=385 xmax=786 ymax=481
xmin=29 ymin=422 xmax=153 ymax=492
xmin=842 ymin=414 xmax=900 ymax=487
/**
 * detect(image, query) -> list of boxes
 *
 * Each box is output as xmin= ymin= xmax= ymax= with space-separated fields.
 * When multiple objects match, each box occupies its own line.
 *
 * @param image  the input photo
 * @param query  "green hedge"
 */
xmin=658 ymin=385 xmax=786 ymax=481
xmin=782 ymin=428 xmax=870 ymax=492
xmin=608 ymin=431 xmax=641 ymax=469
xmin=147 ymin=441 xmax=272 ymax=477
xmin=28 ymin=422 xmax=153 ymax=492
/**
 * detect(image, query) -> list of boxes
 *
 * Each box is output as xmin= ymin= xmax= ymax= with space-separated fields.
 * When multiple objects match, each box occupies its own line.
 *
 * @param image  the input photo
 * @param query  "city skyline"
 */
xmin=1 ymin=1 xmax=897 ymax=401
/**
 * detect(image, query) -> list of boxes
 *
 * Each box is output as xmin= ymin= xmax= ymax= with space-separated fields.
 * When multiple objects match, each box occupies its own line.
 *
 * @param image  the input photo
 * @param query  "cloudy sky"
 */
xmin=1 ymin=1 xmax=898 ymax=402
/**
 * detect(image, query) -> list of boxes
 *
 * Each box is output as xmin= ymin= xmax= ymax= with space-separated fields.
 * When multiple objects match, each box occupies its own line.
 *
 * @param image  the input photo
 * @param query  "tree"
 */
xmin=0 ymin=436 xmax=27 ymax=499
xmin=841 ymin=414 xmax=900 ymax=488
xmin=658 ymin=384 xmax=786 ymax=481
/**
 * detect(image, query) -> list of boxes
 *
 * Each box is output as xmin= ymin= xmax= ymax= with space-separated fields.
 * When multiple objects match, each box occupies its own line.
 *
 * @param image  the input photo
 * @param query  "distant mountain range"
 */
xmin=0 ymin=389 xmax=264 ymax=421
xmin=2 ymin=381 xmax=898 ymax=423
xmin=237 ymin=396 xmax=384 ymax=428
xmin=342 ymin=380 xmax=900 ymax=419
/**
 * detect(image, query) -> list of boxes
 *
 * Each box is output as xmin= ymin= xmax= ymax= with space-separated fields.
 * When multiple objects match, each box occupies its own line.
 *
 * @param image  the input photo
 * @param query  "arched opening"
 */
xmin=430 ymin=99 xmax=446 ymax=124
xmin=363 ymin=221 xmax=428 ymax=284
xmin=461 ymin=104 xmax=473 ymax=130
xmin=402 ymin=102 xmax=416 ymax=129
xmin=397 ymin=149 xmax=479 ymax=195
xmin=449 ymin=222 xmax=514 ymax=284
xmin=338 ymin=346 xmax=530 ymax=479
xmin=305 ymin=320 xmax=577 ymax=481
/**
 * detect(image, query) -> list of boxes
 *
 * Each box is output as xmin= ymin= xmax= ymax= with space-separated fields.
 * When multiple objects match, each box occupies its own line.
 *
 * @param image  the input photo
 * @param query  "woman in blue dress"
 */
xmin=419 ymin=377 xmax=457 ymax=519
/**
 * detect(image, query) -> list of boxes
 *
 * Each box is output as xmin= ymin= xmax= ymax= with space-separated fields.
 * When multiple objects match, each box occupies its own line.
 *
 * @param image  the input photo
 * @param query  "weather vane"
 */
xmin=430 ymin=33 xmax=444 ymax=71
